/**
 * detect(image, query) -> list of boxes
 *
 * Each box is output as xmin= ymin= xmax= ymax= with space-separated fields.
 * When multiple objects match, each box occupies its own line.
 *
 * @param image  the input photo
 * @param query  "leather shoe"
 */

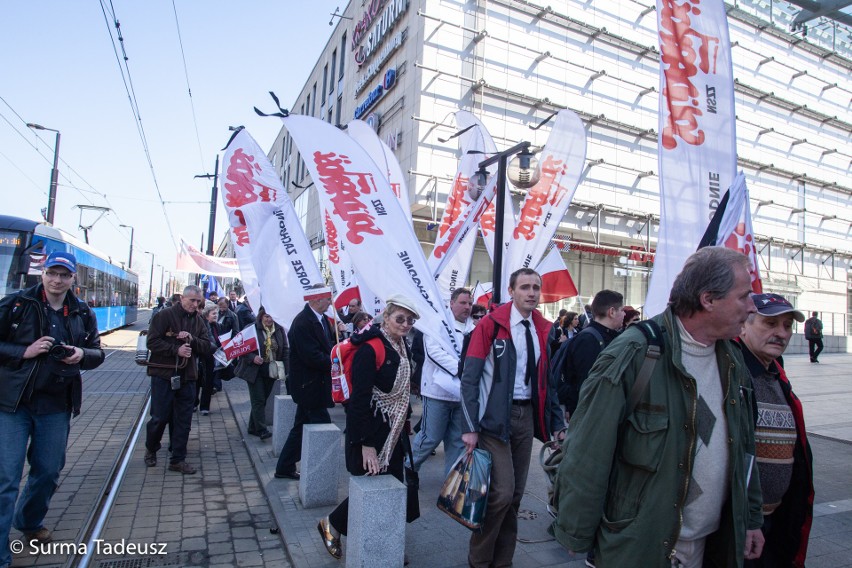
xmin=258 ymin=430 xmax=272 ymax=440
xmin=317 ymin=517 xmax=342 ymax=559
xmin=274 ymin=470 xmax=300 ymax=480
xmin=168 ymin=461 xmax=197 ymax=475
xmin=144 ymin=450 xmax=157 ymax=467
xmin=23 ymin=527 xmax=52 ymax=544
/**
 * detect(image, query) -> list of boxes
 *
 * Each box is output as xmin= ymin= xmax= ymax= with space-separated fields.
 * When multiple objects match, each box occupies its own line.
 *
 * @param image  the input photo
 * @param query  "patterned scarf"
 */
xmin=262 ymin=324 xmax=277 ymax=363
xmin=372 ymin=327 xmax=411 ymax=469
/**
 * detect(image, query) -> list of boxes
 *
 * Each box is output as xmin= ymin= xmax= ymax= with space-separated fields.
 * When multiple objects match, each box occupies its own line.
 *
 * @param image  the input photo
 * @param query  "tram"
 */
xmin=0 ymin=215 xmax=138 ymax=333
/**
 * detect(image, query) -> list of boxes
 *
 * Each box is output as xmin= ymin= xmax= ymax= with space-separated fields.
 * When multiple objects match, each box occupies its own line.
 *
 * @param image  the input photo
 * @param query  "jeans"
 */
xmin=0 ymin=408 xmax=70 ymax=568
xmin=275 ymin=406 xmax=331 ymax=474
xmin=146 ymin=377 xmax=196 ymax=464
xmin=410 ymin=396 xmax=465 ymax=476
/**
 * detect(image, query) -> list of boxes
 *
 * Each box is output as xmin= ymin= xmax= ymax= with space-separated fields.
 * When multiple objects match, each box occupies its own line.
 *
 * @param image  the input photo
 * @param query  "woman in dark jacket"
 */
xmin=197 ymin=304 xmax=222 ymax=415
xmin=241 ymin=307 xmax=289 ymax=440
xmin=317 ymin=295 xmax=419 ymax=559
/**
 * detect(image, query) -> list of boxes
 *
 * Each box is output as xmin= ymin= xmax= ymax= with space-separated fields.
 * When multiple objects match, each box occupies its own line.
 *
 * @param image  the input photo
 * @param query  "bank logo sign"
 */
xmin=354 ymin=68 xmax=397 ymax=120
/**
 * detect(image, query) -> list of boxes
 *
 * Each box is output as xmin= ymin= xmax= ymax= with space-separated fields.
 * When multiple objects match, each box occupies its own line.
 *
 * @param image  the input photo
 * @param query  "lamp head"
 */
xmin=467 ymin=167 xmax=490 ymax=201
xmin=507 ymin=147 xmax=541 ymax=189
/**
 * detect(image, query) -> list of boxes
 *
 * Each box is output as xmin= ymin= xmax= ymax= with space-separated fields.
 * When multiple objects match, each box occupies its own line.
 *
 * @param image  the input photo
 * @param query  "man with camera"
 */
xmin=0 ymin=251 xmax=104 ymax=567
xmin=144 ymin=285 xmax=212 ymax=475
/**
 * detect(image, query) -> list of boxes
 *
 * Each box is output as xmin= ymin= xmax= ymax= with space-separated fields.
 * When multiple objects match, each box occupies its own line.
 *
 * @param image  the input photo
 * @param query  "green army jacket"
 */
xmin=551 ymin=308 xmax=763 ymax=567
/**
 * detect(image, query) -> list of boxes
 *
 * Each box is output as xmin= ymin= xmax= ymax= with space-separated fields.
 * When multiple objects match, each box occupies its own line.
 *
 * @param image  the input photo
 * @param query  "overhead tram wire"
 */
xmin=98 ymin=0 xmax=179 ymax=253
xmin=171 ymin=0 xmax=207 ymax=170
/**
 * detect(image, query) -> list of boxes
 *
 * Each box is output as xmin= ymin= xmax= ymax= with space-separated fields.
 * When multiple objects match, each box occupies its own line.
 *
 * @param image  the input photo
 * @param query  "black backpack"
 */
xmin=550 ymin=326 xmax=604 ymax=403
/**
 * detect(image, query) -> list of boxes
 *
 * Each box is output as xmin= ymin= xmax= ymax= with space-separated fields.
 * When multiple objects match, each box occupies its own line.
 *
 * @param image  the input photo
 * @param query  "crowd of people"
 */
xmin=0 ymin=247 xmax=819 ymax=568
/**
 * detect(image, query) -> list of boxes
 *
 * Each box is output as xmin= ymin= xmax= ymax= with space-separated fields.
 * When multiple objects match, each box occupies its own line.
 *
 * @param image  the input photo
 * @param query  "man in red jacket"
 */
xmin=460 ymin=268 xmax=565 ymax=568
xmin=739 ymin=293 xmax=814 ymax=567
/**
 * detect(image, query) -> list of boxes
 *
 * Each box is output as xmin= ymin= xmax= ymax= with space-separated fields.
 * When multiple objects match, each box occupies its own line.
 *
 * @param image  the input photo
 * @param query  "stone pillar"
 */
xmin=299 ymin=424 xmax=342 ymax=508
xmin=272 ymin=395 xmax=297 ymax=456
xmin=346 ymin=476 xmax=406 ymax=568
xmin=265 ymin=378 xmax=284 ymax=426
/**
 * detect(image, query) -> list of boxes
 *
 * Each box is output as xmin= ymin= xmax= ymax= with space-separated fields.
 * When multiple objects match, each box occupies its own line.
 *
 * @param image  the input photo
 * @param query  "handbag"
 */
xmin=268 ymin=361 xmax=278 ymax=379
xmin=400 ymin=434 xmax=421 ymax=523
xmin=437 ymin=449 xmax=492 ymax=531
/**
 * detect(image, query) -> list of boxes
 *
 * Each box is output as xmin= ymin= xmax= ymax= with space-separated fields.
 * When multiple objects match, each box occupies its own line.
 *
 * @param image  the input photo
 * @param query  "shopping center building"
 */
xmin=262 ymin=0 xmax=852 ymax=340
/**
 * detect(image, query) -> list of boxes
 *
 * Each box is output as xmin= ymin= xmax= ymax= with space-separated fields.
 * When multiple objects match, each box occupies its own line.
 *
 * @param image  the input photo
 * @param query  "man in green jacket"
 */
xmin=551 ymin=247 xmax=765 ymax=567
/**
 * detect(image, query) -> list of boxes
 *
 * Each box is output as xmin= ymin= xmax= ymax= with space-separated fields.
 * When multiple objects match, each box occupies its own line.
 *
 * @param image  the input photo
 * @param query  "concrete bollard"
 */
xmin=265 ymin=379 xmax=284 ymax=427
xmin=272 ymin=395 xmax=297 ymax=456
xmin=299 ymin=424 xmax=343 ymax=508
xmin=346 ymin=475 xmax=406 ymax=568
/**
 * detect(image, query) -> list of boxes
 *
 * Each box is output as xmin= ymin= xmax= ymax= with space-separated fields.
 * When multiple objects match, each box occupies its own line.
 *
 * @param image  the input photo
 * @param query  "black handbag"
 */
xmin=400 ymin=434 xmax=420 ymax=523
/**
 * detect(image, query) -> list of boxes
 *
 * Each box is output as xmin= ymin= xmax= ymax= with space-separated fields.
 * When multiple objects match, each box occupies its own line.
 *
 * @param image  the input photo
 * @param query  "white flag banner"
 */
xmin=645 ymin=0 xmax=738 ymax=315
xmin=176 ymin=238 xmax=241 ymax=277
xmin=507 ymin=110 xmax=587 ymax=273
xmin=429 ymin=111 xmax=498 ymax=300
xmin=241 ymin=205 xmax=324 ymax=329
xmin=221 ymin=129 xmax=292 ymax=311
xmin=325 ymin=210 xmax=384 ymax=315
xmin=282 ymin=114 xmax=460 ymax=356
xmin=480 ymin=182 xmax=516 ymax=293
xmin=346 ymin=119 xmax=412 ymax=217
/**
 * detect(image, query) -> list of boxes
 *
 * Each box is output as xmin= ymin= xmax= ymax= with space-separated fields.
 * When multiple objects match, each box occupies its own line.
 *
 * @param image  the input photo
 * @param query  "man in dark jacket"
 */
xmin=143 ymin=285 xmax=212 ymax=475
xmin=274 ymin=286 xmax=336 ymax=480
xmin=739 ymin=293 xmax=814 ymax=568
xmin=558 ymin=289 xmax=625 ymax=420
xmin=804 ymin=311 xmax=823 ymax=363
xmin=0 ymin=252 xmax=104 ymax=564
xmin=235 ymin=297 xmax=256 ymax=331
xmin=460 ymin=268 xmax=565 ymax=568
xmin=216 ymin=298 xmax=240 ymax=339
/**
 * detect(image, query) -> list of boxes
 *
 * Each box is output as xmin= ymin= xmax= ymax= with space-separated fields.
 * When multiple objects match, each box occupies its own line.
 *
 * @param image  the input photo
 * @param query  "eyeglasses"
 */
xmin=393 ymin=315 xmax=417 ymax=326
xmin=44 ymin=270 xmax=74 ymax=281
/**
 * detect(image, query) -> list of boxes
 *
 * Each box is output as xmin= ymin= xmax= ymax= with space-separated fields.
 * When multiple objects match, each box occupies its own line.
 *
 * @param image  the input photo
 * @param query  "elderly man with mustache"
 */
xmin=738 ymin=293 xmax=814 ymax=568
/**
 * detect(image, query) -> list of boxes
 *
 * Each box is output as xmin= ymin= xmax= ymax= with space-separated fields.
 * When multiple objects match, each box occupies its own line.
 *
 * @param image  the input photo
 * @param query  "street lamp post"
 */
xmin=26 ymin=123 xmax=61 ymax=225
xmin=119 ymin=224 xmax=134 ymax=269
xmin=145 ymin=251 xmax=155 ymax=307
xmin=475 ymin=142 xmax=540 ymax=306
xmin=195 ymin=154 xmax=220 ymax=256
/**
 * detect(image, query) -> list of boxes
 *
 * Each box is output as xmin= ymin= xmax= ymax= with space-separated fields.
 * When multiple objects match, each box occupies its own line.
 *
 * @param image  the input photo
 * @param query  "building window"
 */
xmin=339 ymin=33 xmax=346 ymax=80
xmin=312 ymin=83 xmax=317 ymax=116
xmin=329 ymin=50 xmax=337 ymax=95
xmin=335 ymin=96 xmax=342 ymax=125
xmin=321 ymin=64 xmax=328 ymax=105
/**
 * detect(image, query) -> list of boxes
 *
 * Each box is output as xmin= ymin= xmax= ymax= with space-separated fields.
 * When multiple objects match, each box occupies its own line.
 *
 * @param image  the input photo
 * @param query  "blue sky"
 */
xmin=1 ymin=0 xmax=342 ymax=290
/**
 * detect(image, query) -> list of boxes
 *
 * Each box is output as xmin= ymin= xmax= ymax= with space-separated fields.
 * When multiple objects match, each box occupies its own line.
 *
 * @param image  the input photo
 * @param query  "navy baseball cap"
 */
xmin=752 ymin=293 xmax=804 ymax=322
xmin=44 ymin=251 xmax=77 ymax=273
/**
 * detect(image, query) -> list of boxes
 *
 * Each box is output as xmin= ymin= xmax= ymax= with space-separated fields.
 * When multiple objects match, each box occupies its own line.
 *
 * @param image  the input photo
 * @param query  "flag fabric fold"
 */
xmin=176 ymin=238 xmax=241 ymax=277
xmin=535 ymin=248 xmax=578 ymax=303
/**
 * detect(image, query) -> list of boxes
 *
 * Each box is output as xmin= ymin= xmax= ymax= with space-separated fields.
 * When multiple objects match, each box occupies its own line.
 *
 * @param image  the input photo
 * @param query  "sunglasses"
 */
xmin=471 ymin=314 xmax=484 ymax=320
xmin=393 ymin=315 xmax=417 ymax=326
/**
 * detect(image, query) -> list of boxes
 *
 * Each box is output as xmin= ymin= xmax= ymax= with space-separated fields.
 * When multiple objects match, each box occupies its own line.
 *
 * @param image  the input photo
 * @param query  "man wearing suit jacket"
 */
xmin=274 ymin=285 xmax=336 ymax=480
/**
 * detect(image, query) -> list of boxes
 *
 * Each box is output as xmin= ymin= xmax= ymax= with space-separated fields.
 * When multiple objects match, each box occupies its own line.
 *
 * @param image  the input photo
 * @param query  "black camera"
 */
xmin=48 ymin=342 xmax=75 ymax=361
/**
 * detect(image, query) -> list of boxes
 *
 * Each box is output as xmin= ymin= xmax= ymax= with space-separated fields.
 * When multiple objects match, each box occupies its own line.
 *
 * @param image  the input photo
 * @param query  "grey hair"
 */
xmin=668 ymin=247 xmax=750 ymax=317
xmin=201 ymin=304 xmax=218 ymax=318
xmin=183 ymin=284 xmax=203 ymax=296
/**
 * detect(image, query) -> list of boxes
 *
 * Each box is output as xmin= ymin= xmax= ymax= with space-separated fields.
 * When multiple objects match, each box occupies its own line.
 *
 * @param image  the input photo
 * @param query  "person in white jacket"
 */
xmin=409 ymin=288 xmax=474 ymax=475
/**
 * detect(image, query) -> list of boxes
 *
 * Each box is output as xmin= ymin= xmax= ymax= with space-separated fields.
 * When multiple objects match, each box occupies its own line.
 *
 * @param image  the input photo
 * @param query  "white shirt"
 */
xmin=510 ymin=304 xmax=539 ymax=400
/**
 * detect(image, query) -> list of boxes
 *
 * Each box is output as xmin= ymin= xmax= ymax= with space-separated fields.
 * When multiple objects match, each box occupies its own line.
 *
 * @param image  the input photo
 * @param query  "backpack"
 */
xmin=551 ymin=326 xmax=604 ymax=406
xmin=330 ymin=336 xmax=385 ymax=404
xmin=542 ymin=320 xmax=665 ymax=517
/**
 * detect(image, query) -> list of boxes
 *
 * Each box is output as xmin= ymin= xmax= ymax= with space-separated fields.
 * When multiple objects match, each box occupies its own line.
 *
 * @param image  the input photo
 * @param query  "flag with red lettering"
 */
xmin=428 ymin=111 xmax=498 ymax=301
xmin=535 ymin=247 xmax=578 ymax=303
xmin=240 ymin=204 xmax=324 ymax=329
xmin=507 ymin=110 xmax=587 ymax=279
xmin=176 ymin=237 xmax=241 ymax=277
xmin=347 ymin=119 xmax=412 ymax=217
xmin=221 ymin=129 xmax=291 ymax=311
xmin=645 ymin=0 xmax=738 ymax=314
xmin=221 ymin=324 xmax=259 ymax=361
xmin=324 ymin=210 xmax=383 ymax=315
xmin=281 ymin=113 xmax=460 ymax=356
xmin=697 ymin=171 xmax=762 ymax=293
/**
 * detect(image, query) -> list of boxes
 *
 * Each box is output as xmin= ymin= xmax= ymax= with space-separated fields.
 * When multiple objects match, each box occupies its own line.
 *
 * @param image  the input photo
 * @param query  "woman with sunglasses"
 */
xmin=318 ymin=294 xmax=419 ymax=560
xmin=470 ymin=304 xmax=487 ymax=325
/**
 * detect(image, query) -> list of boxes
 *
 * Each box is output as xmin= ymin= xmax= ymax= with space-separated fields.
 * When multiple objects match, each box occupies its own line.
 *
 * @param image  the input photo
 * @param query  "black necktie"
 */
xmin=321 ymin=317 xmax=332 ymax=342
xmin=521 ymin=320 xmax=536 ymax=385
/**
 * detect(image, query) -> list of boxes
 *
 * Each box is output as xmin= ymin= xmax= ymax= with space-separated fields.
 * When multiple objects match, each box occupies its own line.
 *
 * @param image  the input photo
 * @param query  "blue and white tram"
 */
xmin=0 ymin=215 xmax=138 ymax=333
